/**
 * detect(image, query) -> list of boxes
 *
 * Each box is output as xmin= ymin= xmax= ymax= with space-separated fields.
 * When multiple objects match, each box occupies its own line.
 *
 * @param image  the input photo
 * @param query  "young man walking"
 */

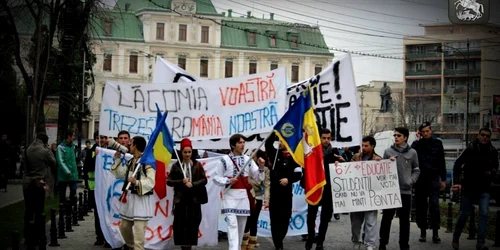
xmin=350 ymin=136 xmax=381 ymax=250
xmin=110 ymin=136 xmax=156 ymax=250
xmin=379 ymin=127 xmax=420 ymax=250
xmin=452 ymin=128 xmax=498 ymax=250
xmin=411 ymin=122 xmax=446 ymax=243
xmin=213 ymin=134 xmax=265 ymax=250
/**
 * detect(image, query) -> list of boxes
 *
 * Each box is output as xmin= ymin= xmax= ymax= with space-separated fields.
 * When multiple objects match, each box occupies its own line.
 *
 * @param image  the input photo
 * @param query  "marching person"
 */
xmin=117 ymin=130 xmax=131 ymax=150
xmin=411 ymin=122 xmax=446 ymax=243
xmin=213 ymin=134 xmax=266 ymax=250
xmin=452 ymin=128 xmax=498 ymax=250
xmin=350 ymin=136 xmax=381 ymax=250
xmin=110 ymin=136 xmax=155 ymax=250
xmin=242 ymin=149 xmax=271 ymax=250
xmin=265 ymin=134 xmax=302 ymax=250
xmin=379 ymin=127 xmax=420 ymax=250
xmin=167 ymin=138 xmax=208 ymax=250
xmin=305 ymin=128 xmax=343 ymax=250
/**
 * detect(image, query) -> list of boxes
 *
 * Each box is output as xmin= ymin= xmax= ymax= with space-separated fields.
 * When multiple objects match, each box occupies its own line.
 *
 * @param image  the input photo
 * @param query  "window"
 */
xmin=225 ymin=61 xmax=233 ymax=78
xmin=178 ymin=57 xmax=186 ymax=70
xmin=179 ymin=24 xmax=187 ymax=41
xmin=290 ymin=36 xmax=298 ymax=49
xmin=270 ymin=63 xmax=278 ymax=70
xmin=103 ymin=53 xmax=112 ymax=72
xmin=270 ymin=35 xmax=276 ymax=47
xmin=129 ymin=54 xmax=138 ymax=73
xmin=248 ymin=32 xmax=256 ymax=45
xmin=449 ymin=79 xmax=457 ymax=88
xmin=156 ymin=23 xmax=165 ymax=40
xmin=291 ymin=65 xmax=299 ymax=83
xmin=473 ymin=97 xmax=480 ymax=106
xmin=249 ymin=62 xmax=257 ymax=74
xmin=200 ymin=59 xmax=208 ymax=77
xmin=416 ymin=45 xmax=425 ymax=54
xmin=415 ymin=62 xmax=425 ymax=71
xmin=472 ymin=78 xmax=480 ymax=88
xmin=104 ymin=21 xmax=112 ymax=36
xmin=449 ymin=98 xmax=457 ymax=108
xmin=416 ymin=80 xmax=424 ymax=89
xmin=201 ymin=26 xmax=209 ymax=43
xmin=314 ymin=65 xmax=322 ymax=75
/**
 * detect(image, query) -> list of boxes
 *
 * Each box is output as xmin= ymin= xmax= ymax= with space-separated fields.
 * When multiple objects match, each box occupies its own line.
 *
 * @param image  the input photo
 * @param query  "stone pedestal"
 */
xmin=375 ymin=113 xmax=395 ymax=132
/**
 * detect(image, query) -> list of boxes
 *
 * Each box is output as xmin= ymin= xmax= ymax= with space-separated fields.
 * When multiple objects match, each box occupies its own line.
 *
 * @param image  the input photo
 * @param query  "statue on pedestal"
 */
xmin=380 ymin=82 xmax=392 ymax=113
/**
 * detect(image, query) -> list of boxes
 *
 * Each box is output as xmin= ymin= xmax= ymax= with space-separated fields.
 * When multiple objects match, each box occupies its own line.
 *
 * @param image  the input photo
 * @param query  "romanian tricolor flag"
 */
xmin=273 ymin=88 xmax=325 ymax=205
xmin=139 ymin=103 xmax=175 ymax=200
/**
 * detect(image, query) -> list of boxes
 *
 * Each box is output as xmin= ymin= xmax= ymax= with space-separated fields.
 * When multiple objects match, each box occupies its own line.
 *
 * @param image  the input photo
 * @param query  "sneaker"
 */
xmin=476 ymin=245 xmax=489 ymax=250
xmin=352 ymin=242 xmax=361 ymax=249
xmin=452 ymin=240 xmax=459 ymax=250
xmin=366 ymin=247 xmax=374 ymax=250
xmin=94 ymin=240 xmax=104 ymax=246
xmin=379 ymin=245 xmax=387 ymax=250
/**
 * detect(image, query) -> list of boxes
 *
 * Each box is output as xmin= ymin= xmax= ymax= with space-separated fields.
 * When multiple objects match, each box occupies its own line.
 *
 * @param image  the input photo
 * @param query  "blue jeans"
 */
xmin=453 ymin=193 xmax=490 ymax=246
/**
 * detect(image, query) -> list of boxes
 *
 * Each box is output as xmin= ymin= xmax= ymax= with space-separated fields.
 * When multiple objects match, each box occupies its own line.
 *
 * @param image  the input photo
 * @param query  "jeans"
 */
xmin=453 ymin=193 xmax=490 ymax=246
xmin=244 ymin=199 xmax=263 ymax=236
xmin=380 ymin=194 xmax=412 ymax=249
xmin=58 ymin=181 xmax=77 ymax=203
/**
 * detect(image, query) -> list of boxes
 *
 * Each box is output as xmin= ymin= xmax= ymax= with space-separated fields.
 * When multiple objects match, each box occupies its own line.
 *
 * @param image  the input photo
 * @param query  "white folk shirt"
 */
xmin=110 ymin=156 xmax=156 ymax=221
xmin=213 ymin=153 xmax=264 ymax=216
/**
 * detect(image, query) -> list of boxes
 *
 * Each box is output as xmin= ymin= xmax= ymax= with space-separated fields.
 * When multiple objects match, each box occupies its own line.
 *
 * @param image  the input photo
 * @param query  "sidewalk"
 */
xmin=45 ymin=211 xmax=498 ymax=250
xmin=0 ymin=184 xmax=24 ymax=209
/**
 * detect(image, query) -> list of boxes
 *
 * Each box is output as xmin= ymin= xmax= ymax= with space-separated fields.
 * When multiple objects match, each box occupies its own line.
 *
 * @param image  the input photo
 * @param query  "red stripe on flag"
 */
xmin=304 ymin=145 xmax=326 ymax=205
xmin=155 ymin=160 xmax=167 ymax=199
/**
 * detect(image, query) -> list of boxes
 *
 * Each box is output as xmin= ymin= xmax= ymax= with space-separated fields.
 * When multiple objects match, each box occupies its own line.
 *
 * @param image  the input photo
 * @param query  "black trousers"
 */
xmin=23 ymin=180 xmax=46 ymax=243
xmin=89 ymin=190 xmax=104 ymax=241
xmin=380 ymin=194 xmax=411 ymax=249
xmin=306 ymin=197 xmax=333 ymax=244
xmin=269 ymin=193 xmax=292 ymax=248
xmin=58 ymin=181 xmax=77 ymax=203
xmin=245 ymin=199 xmax=263 ymax=236
xmin=415 ymin=180 xmax=441 ymax=230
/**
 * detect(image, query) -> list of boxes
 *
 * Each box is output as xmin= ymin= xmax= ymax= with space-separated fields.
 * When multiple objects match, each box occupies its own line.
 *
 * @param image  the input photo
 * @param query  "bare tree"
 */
xmin=401 ymin=96 xmax=441 ymax=131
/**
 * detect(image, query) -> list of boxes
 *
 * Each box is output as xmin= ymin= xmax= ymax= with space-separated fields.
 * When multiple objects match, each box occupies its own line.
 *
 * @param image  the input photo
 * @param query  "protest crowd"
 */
xmin=18 ymin=56 xmax=499 ymax=250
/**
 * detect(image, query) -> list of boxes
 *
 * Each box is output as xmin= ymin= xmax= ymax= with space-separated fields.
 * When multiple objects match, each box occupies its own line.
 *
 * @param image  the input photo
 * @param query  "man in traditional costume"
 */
xmin=110 ymin=136 xmax=155 ymax=250
xmin=213 ymin=134 xmax=265 ymax=250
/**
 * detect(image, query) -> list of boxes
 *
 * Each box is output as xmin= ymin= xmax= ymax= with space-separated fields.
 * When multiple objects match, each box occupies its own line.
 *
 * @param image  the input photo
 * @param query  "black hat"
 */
xmin=419 ymin=121 xmax=431 ymax=131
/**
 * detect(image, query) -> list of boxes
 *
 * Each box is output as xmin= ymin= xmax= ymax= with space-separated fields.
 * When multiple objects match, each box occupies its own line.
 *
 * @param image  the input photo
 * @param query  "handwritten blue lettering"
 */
xmin=292 ymin=183 xmax=305 ymax=195
xmin=102 ymin=154 xmax=114 ymax=171
xmin=104 ymin=109 xmax=156 ymax=137
xmin=228 ymin=102 xmax=278 ymax=134
xmin=257 ymin=219 xmax=269 ymax=230
xmin=106 ymin=179 xmax=124 ymax=219
xmin=289 ymin=214 xmax=305 ymax=230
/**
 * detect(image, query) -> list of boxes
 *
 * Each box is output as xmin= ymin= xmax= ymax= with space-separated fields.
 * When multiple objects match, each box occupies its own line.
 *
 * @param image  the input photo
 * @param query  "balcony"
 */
xmin=444 ymin=68 xmax=481 ymax=76
xmin=405 ymin=69 xmax=441 ymax=76
xmin=405 ymin=52 xmax=440 ymax=60
xmin=442 ymin=104 xmax=480 ymax=114
xmin=444 ymin=87 xmax=480 ymax=95
xmin=444 ymin=50 xmax=481 ymax=58
xmin=440 ymin=124 xmax=480 ymax=133
xmin=405 ymin=88 xmax=441 ymax=95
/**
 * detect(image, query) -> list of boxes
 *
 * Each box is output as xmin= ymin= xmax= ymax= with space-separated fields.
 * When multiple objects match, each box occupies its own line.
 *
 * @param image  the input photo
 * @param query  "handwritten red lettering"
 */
xmin=112 ymin=221 xmax=121 ymax=227
xmin=145 ymin=227 xmax=155 ymax=241
xmin=191 ymin=115 xmax=223 ymax=137
xmin=154 ymin=200 xmax=170 ymax=218
xmin=219 ymin=74 xmax=277 ymax=106
xmin=361 ymin=161 xmax=392 ymax=176
xmin=157 ymin=225 xmax=173 ymax=241
xmin=198 ymin=228 xmax=203 ymax=238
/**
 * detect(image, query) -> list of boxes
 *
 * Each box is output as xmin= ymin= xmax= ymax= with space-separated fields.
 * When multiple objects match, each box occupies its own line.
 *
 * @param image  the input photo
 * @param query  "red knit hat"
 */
xmin=180 ymin=138 xmax=192 ymax=151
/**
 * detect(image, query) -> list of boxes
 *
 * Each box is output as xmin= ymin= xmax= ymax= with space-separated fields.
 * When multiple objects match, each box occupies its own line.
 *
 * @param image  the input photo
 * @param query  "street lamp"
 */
xmin=435 ymin=39 xmax=470 ymax=146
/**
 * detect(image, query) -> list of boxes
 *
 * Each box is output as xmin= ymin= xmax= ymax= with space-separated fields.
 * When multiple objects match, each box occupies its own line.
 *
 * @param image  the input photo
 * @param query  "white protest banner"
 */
xmin=329 ymin=159 xmax=402 ymax=213
xmin=95 ymin=147 xmax=222 ymax=249
xmin=217 ymin=181 xmax=320 ymax=237
xmin=152 ymin=54 xmax=360 ymax=149
xmin=152 ymin=56 xmax=200 ymax=84
xmin=99 ymin=68 xmax=287 ymax=141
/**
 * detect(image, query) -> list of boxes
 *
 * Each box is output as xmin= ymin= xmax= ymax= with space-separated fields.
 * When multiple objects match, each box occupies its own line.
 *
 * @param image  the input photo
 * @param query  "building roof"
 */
xmin=90 ymin=11 xmax=144 ymax=42
xmin=221 ymin=16 xmax=332 ymax=56
xmin=112 ymin=0 xmax=221 ymax=16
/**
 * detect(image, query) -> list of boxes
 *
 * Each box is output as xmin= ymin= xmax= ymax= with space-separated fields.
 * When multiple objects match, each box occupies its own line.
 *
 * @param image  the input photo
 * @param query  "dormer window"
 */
xmin=248 ymin=32 xmax=256 ymax=46
xmin=291 ymin=36 xmax=298 ymax=49
xmin=104 ymin=21 xmax=112 ymax=36
xmin=270 ymin=35 xmax=277 ymax=47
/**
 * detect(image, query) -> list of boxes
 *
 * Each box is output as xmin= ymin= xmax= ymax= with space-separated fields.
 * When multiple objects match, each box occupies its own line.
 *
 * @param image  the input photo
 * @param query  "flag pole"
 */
xmin=223 ymin=132 xmax=273 ymax=194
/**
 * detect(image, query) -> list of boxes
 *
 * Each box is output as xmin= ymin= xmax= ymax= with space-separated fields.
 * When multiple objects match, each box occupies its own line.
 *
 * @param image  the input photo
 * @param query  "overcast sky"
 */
xmin=105 ymin=0 xmax=500 ymax=86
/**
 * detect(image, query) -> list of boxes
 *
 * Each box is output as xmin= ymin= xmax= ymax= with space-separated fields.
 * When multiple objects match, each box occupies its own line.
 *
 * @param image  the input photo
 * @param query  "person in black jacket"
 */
xmin=305 ymin=128 xmax=344 ymax=250
xmin=452 ymin=128 xmax=498 ymax=250
xmin=411 ymin=122 xmax=446 ymax=243
xmin=265 ymin=133 xmax=302 ymax=250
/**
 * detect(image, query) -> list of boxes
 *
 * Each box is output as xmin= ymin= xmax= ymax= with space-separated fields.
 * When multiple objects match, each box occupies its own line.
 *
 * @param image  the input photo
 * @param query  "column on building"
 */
xmin=304 ymin=56 xmax=311 ymax=78
xmin=238 ymin=52 xmax=245 ymax=76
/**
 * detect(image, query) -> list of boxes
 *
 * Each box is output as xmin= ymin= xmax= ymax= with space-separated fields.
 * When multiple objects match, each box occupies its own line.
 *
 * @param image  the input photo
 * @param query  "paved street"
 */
xmin=48 ymin=211 xmax=498 ymax=250
xmin=0 ymin=184 xmax=24 ymax=209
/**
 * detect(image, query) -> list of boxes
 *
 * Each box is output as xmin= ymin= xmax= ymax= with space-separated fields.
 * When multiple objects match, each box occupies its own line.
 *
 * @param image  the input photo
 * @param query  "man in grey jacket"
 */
xmin=379 ymin=127 xmax=420 ymax=250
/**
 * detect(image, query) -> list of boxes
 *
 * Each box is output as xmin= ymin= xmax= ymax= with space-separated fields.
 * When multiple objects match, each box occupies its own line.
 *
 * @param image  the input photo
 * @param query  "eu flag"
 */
xmin=273 ymin=89 xmax=326 ymax=205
